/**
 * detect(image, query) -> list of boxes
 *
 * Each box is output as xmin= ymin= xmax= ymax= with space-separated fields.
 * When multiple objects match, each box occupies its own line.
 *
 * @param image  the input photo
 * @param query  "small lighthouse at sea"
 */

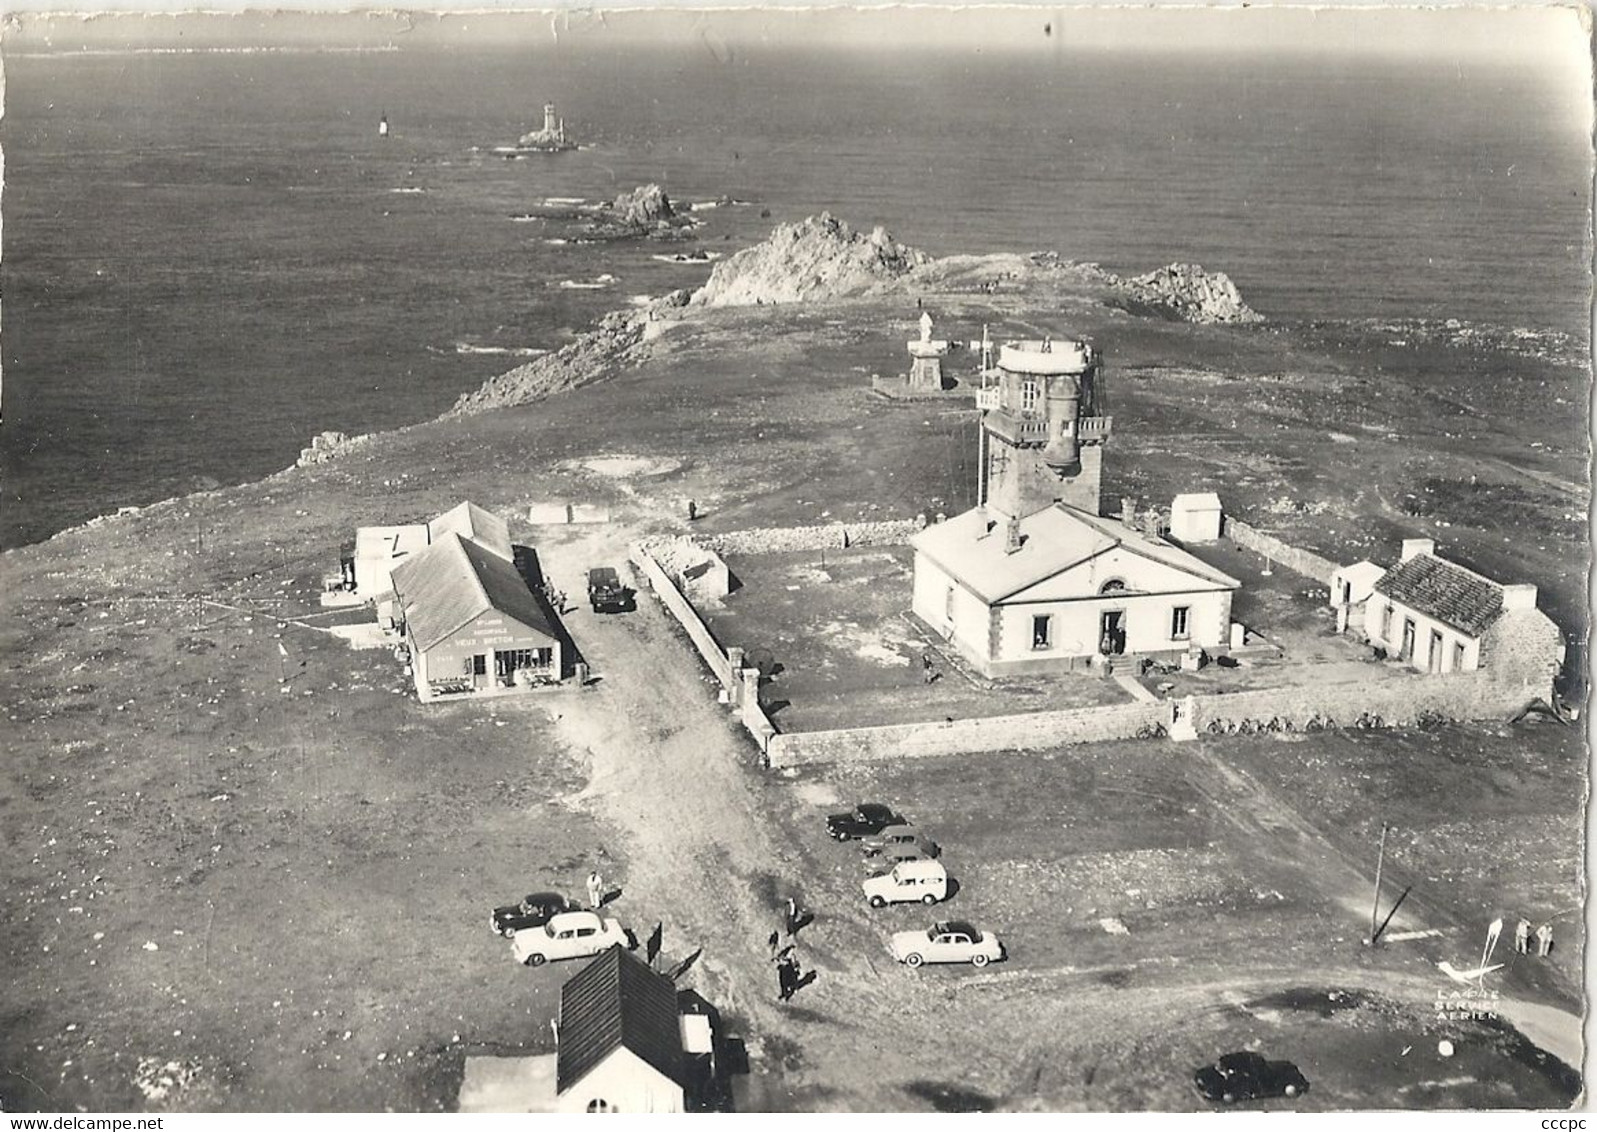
xmin=379 ymin=113 xmax=389 ymax=138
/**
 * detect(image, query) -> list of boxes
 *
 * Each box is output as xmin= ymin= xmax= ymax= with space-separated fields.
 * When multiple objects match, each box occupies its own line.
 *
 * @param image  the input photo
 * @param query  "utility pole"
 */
xmin=1368 ymin=822 xmax=1389 ymax=945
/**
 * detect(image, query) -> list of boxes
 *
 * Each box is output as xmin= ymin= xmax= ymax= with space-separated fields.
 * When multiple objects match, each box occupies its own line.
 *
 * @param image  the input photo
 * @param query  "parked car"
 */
xmin=1193 ymin=1052 xmax=1309 ymax=1103
xmin=889 ymin=921 xmax=1004 ymax=968
xmin=864 ymin=845 xmax=931 ymax=872
xmin=587 ymin=567 xmax=633 ymax=614
xmin=863 ymin=858 xmax=948 ymax=907
xmin=862 ymin=824 xmax=940 ymax=859
xmin=827 ymin=802 xmax=906 ymax=842
xmin=490 ymin=891 xmax=574 ymax=938
xmin=511 ymin=910 xmax=629 ymax=966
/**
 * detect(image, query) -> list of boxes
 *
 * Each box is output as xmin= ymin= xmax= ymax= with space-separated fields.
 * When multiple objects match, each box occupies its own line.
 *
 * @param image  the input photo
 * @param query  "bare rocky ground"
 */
xmin=1 ymin=229 xmax=1586 ymax=1110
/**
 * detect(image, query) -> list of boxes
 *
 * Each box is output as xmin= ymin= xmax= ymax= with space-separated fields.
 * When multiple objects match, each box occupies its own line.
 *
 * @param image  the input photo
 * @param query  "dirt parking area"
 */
xmin=700 ymin=547 xmax=1128 ymax=732
xmin=745 ymin=730 xmax=1581 ymax=1110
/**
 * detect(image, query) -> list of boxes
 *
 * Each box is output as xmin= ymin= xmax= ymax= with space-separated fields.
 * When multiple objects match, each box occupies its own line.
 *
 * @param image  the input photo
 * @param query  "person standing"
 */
xmin=922 ymin=654 xmax=935 ymax=685
xmin=785 ymin=897 xmax=799 ymax=936
xmin=776 ymin=955 xmax=796 ymax=1002
xmin=1515 ymin=918 xmax=1532 ymax=955
xmin=1536 ymin=922 xmax=1554 ymax=957
xmin=767 ymin=930 xmax=780 ymax=958
xmin=586 ymin=870 xmax=604 ymax=909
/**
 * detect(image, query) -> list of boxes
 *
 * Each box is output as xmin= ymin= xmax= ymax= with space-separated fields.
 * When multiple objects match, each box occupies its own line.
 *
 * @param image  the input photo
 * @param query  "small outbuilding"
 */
xmin=1169 ymin=492 xmax=1223 ymax=544
xmin=391 ymin=533 xmax=562 ymax=701
xmin=1329 ymin=559 xmax=1387 ymax=633
xmin=346 ymin=523 xmax=430 ymax=598
xmin=556 ymin=949 xmax=689 ymax=1114
xmin=1366 ymin=539 xmax=1563 ymax=695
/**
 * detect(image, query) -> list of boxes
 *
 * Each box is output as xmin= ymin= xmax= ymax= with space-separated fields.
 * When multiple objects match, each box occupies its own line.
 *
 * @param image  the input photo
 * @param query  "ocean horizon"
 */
xmin=2 ymin=35 xmax=1590 ymax=548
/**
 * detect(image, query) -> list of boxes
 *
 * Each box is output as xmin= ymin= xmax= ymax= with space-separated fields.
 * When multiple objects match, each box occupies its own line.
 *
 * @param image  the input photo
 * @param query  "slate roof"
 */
xmin=390 ymin=533 xmax=559 ymax=652
xmin=428 ymin=501 xmax=513 ymax=562
xmin=912 ymin=503 xmax=1239 ymax=604
xmin=1373 ymin=553 xmax=1504 ymax=637
xmin=557 ymin=948 xmax=686 ymax=1095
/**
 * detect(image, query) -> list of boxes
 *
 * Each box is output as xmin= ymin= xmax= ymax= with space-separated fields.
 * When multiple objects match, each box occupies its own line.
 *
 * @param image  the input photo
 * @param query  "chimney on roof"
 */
xmin=1400 ymin=538 xmax=1436 ymax=561
xmin=1005 ymin=515 xmax=1024 ymax=554
xmin=1121 ymin=496 xmax=1136 ymax=525
xmin=1500 ymin=583 xmax=1538 ymax=611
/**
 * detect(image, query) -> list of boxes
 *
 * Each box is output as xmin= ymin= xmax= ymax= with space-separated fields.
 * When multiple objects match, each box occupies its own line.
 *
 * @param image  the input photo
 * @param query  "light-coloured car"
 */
xmin=862 ymin=858 xmax=948 ymax=908
xmin=511 ymin=910 xmax=629 ymax=966
xmin=889 ymin=921 xmax=1004 ymax=968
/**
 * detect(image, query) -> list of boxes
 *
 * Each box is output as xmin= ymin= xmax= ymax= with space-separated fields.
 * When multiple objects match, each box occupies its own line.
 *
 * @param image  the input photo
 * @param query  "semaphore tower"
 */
xmin=977 ymin=335 xmax=1111 ymax=518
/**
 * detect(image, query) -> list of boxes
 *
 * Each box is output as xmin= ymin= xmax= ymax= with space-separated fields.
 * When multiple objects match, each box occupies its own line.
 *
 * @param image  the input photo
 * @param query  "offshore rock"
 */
xmin=610 ymin=183 xmax=675 ymax=229
xmin=1116 ymin=263 xmax=1263 ymax=324
xmin=691 ymin=213 xmax=929 ymax=307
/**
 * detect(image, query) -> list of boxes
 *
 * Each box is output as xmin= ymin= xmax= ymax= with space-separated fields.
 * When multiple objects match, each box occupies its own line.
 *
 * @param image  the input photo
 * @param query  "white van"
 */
xmin=862 ymin=858 xmax=949 ymax=908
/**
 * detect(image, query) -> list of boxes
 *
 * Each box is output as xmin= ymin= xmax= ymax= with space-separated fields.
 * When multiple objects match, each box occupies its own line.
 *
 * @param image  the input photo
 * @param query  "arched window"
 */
xmin=1098 ymin=578 xmax=1127 ymax=595
xmin=586 ymin=1099 xmax=614 ymax=1113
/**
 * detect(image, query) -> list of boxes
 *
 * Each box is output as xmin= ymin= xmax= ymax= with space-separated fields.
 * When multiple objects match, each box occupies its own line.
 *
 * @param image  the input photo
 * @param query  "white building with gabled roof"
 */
xmin=912 ymin=503 xmax=1240 ymax=677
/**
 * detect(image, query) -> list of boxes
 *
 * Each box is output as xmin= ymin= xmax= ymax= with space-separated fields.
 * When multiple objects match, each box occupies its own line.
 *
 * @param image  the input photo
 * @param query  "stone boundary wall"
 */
xmin=630 ymin=547 xmax=735 ymax=690
xmin=766 ymin=700 xmax=1165 ymax=767
xmin=701 ymin=519 xmax=924 ymax=556
xmin=1188 ymin=670 xmax=1534 ymax=734
xmin=767 ymin=667 xmax=1538 ymax=768
xmin=630 ymin=544 xmax=778 ymax=755
xmin=527 ymin=503 xmax=612 ymax=525
xmin=1222 ymin=518 xmax=1339 ymax=586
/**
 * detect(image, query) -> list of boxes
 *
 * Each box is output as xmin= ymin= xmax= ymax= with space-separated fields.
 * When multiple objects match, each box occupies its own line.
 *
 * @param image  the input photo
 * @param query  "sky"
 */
xmin=1 ymin=1 xmax=1591 ymax=78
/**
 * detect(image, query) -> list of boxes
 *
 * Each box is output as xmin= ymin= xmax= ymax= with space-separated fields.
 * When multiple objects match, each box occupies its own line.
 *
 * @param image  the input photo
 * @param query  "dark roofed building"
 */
xmin=556 ymin=948 xmax=687 ymax=1114
xmin=1374 ymin=553 xmax=1503 ymax=638
xmin=391 ymin=533 xmax=562 ymax=702
xmin=1367 ymin=538 xmax=1561 ymax=692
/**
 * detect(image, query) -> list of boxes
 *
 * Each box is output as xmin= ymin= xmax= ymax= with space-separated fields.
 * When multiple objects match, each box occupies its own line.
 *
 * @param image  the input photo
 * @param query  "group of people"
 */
xmin=770 ymin=897 xmax=812 ymax=1002
xmin=542 ymin=581 xmax=568 ymax=613
xmin=1513 ymin=917 xmax=1556 ymax=957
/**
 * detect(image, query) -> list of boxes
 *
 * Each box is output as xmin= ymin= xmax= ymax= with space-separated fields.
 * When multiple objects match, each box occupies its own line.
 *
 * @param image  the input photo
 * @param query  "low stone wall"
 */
xmin=767 ymin=666 xmax=1539 ymax=767
xmin=527 ymin=503 xmax=613 ymax=525
xmin=631 ymin=544 xmax=779 ymax=755
xmin=630 ymin=546 xmax=734 ymax=690
xmin=1189 ymin=669 xmax=1535 ymax=734
xmin=1222 ymin=518 xmax=1338 ymax=586
xmin=766 ymin=700 xmax=1165 ymax=767
xmin=701 ymin=518 xmax=924 ymax=556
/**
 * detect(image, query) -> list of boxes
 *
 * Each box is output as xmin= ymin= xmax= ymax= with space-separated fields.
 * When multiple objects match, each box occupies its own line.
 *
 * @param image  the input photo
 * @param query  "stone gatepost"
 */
xmin=1169 ymin=695 xmax=1198 ymax=742
xmin=741 ymin=666 xmax=761 ymax=713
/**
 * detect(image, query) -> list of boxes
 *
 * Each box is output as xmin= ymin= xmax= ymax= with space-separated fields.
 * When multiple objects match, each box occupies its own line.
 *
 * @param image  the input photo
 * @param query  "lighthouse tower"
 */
xmin=978 ymin=336 xmax=1111 ymax=518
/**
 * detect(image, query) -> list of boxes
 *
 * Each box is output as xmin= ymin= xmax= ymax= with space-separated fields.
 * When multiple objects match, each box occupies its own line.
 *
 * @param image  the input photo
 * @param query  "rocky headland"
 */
xmin=691 ymin=212 xmax=929 ymax=306
xmin=1112 ymin=262 xmax=1263 ymax=324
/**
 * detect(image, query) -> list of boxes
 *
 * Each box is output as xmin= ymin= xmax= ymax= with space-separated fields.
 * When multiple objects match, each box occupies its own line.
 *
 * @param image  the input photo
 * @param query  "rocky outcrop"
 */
xmin=581 ymin=184 xmax=694 ymax=242
xmin=692 ymin=213 xmax=929 ymax=307
xmin=296 ymin=430 xmax=370 ymax=467
xmin=611 ymin=183 xmax=675 ymax=228
xmin=1115 ymin=263 xmax=1262 ymax=324
xmin=446 ymin=311 xmax=647 ymax=417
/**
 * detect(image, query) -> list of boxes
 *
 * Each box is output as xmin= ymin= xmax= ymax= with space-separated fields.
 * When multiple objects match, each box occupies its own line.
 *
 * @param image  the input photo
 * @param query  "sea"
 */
xmin=2 ymin=40 xmax=1591 ymax=548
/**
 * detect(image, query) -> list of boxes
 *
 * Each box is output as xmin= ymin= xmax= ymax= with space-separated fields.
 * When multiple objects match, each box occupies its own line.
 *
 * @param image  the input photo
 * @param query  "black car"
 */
xmin=490 ymin=892 xmax=575 ymax=938
xmin=587 ymin=567 xmax=633 ymax=614
xmin=826 ymin=802 xmax=906 ymax=841
xmin=1193 ymin=1051 xmax=1309 ymax=1104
